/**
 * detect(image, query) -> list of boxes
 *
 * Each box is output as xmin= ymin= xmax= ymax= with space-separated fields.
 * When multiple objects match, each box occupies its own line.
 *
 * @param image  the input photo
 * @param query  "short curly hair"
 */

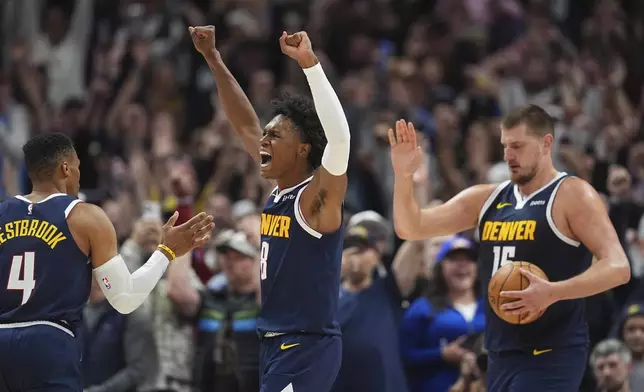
xmin=272 ymin=93 xmax=327 ymax=170
xmin=22 ymin=133 xmax=76 ymax=180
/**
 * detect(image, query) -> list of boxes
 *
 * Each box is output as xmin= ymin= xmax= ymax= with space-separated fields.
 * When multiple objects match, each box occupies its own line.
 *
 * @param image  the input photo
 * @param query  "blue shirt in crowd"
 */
xmin=400 ymin=297 xmax=486 ymax=392
xmin=331 ymin=267 xmax=409 ymax=392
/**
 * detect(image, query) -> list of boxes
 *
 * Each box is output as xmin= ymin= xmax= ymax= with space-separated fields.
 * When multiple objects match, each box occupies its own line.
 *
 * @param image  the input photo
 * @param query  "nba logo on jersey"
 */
xmin=27 ymin=204 xmax=33 ymax=215
xmin=102 ymin=277 xmax=111 ymax=290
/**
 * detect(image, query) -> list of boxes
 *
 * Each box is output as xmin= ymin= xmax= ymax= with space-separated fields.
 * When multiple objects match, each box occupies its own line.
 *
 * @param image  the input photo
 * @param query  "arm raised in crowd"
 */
xmin=166 ymin=253 xmax=202 ymax=318
xmin=190 ymin=25 xmax=262 ymax=164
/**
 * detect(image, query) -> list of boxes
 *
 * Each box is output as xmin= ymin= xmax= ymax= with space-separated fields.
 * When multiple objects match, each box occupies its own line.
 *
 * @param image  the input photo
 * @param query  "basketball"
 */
xmin=488 ymin=261 xmax=549 ymax=325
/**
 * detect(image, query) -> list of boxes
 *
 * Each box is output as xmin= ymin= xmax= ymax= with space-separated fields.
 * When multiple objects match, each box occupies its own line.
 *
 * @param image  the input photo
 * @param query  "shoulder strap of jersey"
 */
xmin=546 ymin=173 xmax=581 ymax=247
xmin=64 ymin=198 xmax=84 ymax=219
xmin=294 ymin=184 xmax=323 ymax=239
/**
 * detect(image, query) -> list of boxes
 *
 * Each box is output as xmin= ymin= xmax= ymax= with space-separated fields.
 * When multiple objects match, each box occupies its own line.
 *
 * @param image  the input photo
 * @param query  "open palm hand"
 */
xmin=389 ymin=120 xmax=421 ymax=179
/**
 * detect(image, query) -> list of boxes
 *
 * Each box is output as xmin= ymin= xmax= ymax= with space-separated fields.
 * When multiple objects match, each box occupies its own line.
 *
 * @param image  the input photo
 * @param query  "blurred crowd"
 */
xmin=2 ymin=0 xmax=644 ymax=391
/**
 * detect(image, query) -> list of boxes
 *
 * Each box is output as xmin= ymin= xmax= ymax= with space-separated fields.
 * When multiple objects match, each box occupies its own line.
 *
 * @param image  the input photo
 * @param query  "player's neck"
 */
xmin=516 ymin=165 xmax=559 ymax=198
xmin=276 ymin=168 xmax=313 ymax=191
xmin=449 ymin=289 xmax=475 ymax=305
xmin=277 ymin=172 xmax=311 ymax=191
xmin=29 ymin=183 xmax=67 ymax=198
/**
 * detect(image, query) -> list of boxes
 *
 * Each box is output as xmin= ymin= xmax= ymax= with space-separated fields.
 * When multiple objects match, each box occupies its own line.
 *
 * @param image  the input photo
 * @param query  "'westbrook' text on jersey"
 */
xmin=257 ymin=177 xmax=343 ymax=336
xmin=478 ymin=173 xmax=592 ymax=352
xmin=0 ymin=194 xmax=91 ymax=337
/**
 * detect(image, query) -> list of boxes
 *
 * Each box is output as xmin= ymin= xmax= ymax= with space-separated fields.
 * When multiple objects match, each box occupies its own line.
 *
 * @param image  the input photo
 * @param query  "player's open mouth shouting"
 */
xmin=260 ymin=150 xmax=272 ymax=169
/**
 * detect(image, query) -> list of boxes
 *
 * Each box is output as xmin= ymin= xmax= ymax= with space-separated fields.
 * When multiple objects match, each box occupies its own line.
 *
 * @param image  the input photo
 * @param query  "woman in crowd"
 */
xmin=401 ymin=236 xmax=486 ymax=392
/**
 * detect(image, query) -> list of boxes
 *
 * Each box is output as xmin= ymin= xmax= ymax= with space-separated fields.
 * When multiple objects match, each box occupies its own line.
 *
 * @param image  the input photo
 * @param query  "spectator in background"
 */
xmin=0 ymin=69 xmax=29 ymax=199
xmin=615 ymin=303 xmax=644 ymax=389
xmin=99 ymin=202 xmax=199 ymax=392
xmin=232 ymin=199 xmax=261 ymax=248
xmin=581 ymin=289 xmax=618 ymax=392
xmin=591 ymin=339 xmax=633 ymax=392
xmin=150 ymin=266 xmax=202 ymax=392
xmin=347 ymin=210 xmax=396 ymax=260
xmin=332 ymin=219 xmax=432 ymax=392
xmin=332 ymin=221 xmax=426 ymax=392
xmin=18 ymin=0 xmax=94 ymax=110
xmin=401 ymin=236 xmax=485 ymax=392
xmin=605 ymin=165 xmax=643 ymax=306
xmin=167 ymin=230 xmax=260 ymax=392
xmin=449 ymin=334 xmax=487 ymax=392
xmin=82 ymin=277 xmax=158 ymax=392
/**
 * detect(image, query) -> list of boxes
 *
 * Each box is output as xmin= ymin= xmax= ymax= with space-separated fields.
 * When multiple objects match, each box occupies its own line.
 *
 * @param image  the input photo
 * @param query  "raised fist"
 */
xmin=279 ymin=31 xmax=318 ymax=68
xmin=189 ymin=25 xmax=216 ymax=55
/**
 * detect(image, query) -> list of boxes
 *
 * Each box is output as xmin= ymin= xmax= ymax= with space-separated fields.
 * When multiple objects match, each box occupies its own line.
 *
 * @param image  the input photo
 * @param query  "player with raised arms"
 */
xmin=389 ymin=105 xmax=630 ymax=392
xmin=0 ymin=133 xmax=214 ymax=391
xmin=190 ymin=26 xmax=350 ymax=392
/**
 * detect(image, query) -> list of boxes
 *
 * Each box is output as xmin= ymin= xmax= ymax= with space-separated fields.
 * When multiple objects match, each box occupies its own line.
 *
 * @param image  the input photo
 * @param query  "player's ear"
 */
xmin=61 ymin=161 xmax=70 ymax=178
xmin=298 ymin=143 xmax=311 ymax=158
xmin=543 ymin=134 xmax=554 ymax=150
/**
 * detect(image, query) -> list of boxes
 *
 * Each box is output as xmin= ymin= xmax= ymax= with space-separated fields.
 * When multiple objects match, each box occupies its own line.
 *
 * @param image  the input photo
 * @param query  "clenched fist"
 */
xmin=279 ymin=31 xmax=318 ymax=69
xmin=189 ymin=25 xmax=216 ymax=55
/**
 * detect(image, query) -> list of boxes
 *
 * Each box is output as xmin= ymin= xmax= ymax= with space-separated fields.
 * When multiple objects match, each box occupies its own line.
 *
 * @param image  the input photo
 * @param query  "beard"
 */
xmin=510 ymin=163 xmax=539 ymax=185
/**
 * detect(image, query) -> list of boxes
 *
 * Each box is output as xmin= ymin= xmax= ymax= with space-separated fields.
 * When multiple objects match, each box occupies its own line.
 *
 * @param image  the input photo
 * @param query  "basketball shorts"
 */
xmin=487 ymin=344 xmax=588 ymax=392
xmin=260 ymin=334 xmax=342 ymax=392
xmin=0 ymin=324 xmax=82 ymax=392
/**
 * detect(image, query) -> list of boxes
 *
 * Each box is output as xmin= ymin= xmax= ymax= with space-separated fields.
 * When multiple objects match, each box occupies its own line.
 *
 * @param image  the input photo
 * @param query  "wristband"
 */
xmin=157 ymin=244 xmax=176 ymax=261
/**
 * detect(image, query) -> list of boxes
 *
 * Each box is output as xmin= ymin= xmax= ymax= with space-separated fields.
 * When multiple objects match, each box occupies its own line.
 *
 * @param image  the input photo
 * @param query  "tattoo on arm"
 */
xmin=312 ymin=189 xmax=328 ymax=213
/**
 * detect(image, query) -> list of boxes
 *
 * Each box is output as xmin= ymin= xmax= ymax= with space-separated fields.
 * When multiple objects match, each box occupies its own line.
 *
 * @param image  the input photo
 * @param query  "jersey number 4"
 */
xmin=260 ymin=241 xmax=269 ymax=280
xmin=7 ymin=252 xmax=36 ymax=305
xmin=491 ymin=246 xmax=515 ymax=276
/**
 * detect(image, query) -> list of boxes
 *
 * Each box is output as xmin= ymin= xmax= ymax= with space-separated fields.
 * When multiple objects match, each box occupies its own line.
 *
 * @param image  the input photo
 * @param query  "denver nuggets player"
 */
xmin=0 ymin=133 xmax=214 ymax=391
xmin=190 ymin=26 xmax=349 ymax=392
xmin=390 ymin=105 xmax=630 ymax=392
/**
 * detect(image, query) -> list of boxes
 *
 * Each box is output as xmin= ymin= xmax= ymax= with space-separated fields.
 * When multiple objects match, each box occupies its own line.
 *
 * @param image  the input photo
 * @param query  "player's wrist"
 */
xmin=549 ymin=280 xmax=567 ymax=302
xmin=298 ymin=54 xmax=319 ymax=69
xmin=157 ymin=244 xmax=176 ymax=261
xmin=204 ymin=49 xmax=222 ymax=63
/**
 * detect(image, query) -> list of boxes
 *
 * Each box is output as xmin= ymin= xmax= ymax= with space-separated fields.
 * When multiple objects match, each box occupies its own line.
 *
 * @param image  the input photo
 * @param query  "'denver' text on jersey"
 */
xmin=257 ymin=177 xmax=343 ymax=337
xmin=478 ymin=173 xmax=592 ymax=352
xmin=260 ymin=213 xmax=291 ymax=239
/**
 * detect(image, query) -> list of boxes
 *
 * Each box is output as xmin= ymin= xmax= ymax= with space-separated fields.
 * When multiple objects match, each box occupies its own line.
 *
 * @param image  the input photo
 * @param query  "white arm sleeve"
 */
xmin=302 ymin=63 xmax=351 ymax=176
xmin=93 ymin=251 xmax=170 ymax=314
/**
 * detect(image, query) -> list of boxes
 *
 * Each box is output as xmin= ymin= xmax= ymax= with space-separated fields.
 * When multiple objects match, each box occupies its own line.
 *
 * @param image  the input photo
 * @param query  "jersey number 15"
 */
xmin=7 ymin=252 xmax=37 ymax=305
xmin=491 ymin=246 xmax=515 ymax=276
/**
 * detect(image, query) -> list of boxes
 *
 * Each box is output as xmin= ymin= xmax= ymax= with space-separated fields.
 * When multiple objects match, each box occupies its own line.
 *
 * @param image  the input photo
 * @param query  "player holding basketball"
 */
xmin=190 ymin=26 xmax=349 ymax=392
xmin=390 ymin=105 xmax=630 ymax=392
xmin=0 ymin=133 xmax=214 ymax=391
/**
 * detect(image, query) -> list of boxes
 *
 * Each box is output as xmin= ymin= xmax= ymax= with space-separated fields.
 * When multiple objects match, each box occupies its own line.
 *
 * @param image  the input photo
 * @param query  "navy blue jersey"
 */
xmin=478 ymin=173 xmax=592 ymax=352
xmin=257 ymin=177 xmax=343 ymax=336
xmin=0 ymin=194 xmax=91 ymax=335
